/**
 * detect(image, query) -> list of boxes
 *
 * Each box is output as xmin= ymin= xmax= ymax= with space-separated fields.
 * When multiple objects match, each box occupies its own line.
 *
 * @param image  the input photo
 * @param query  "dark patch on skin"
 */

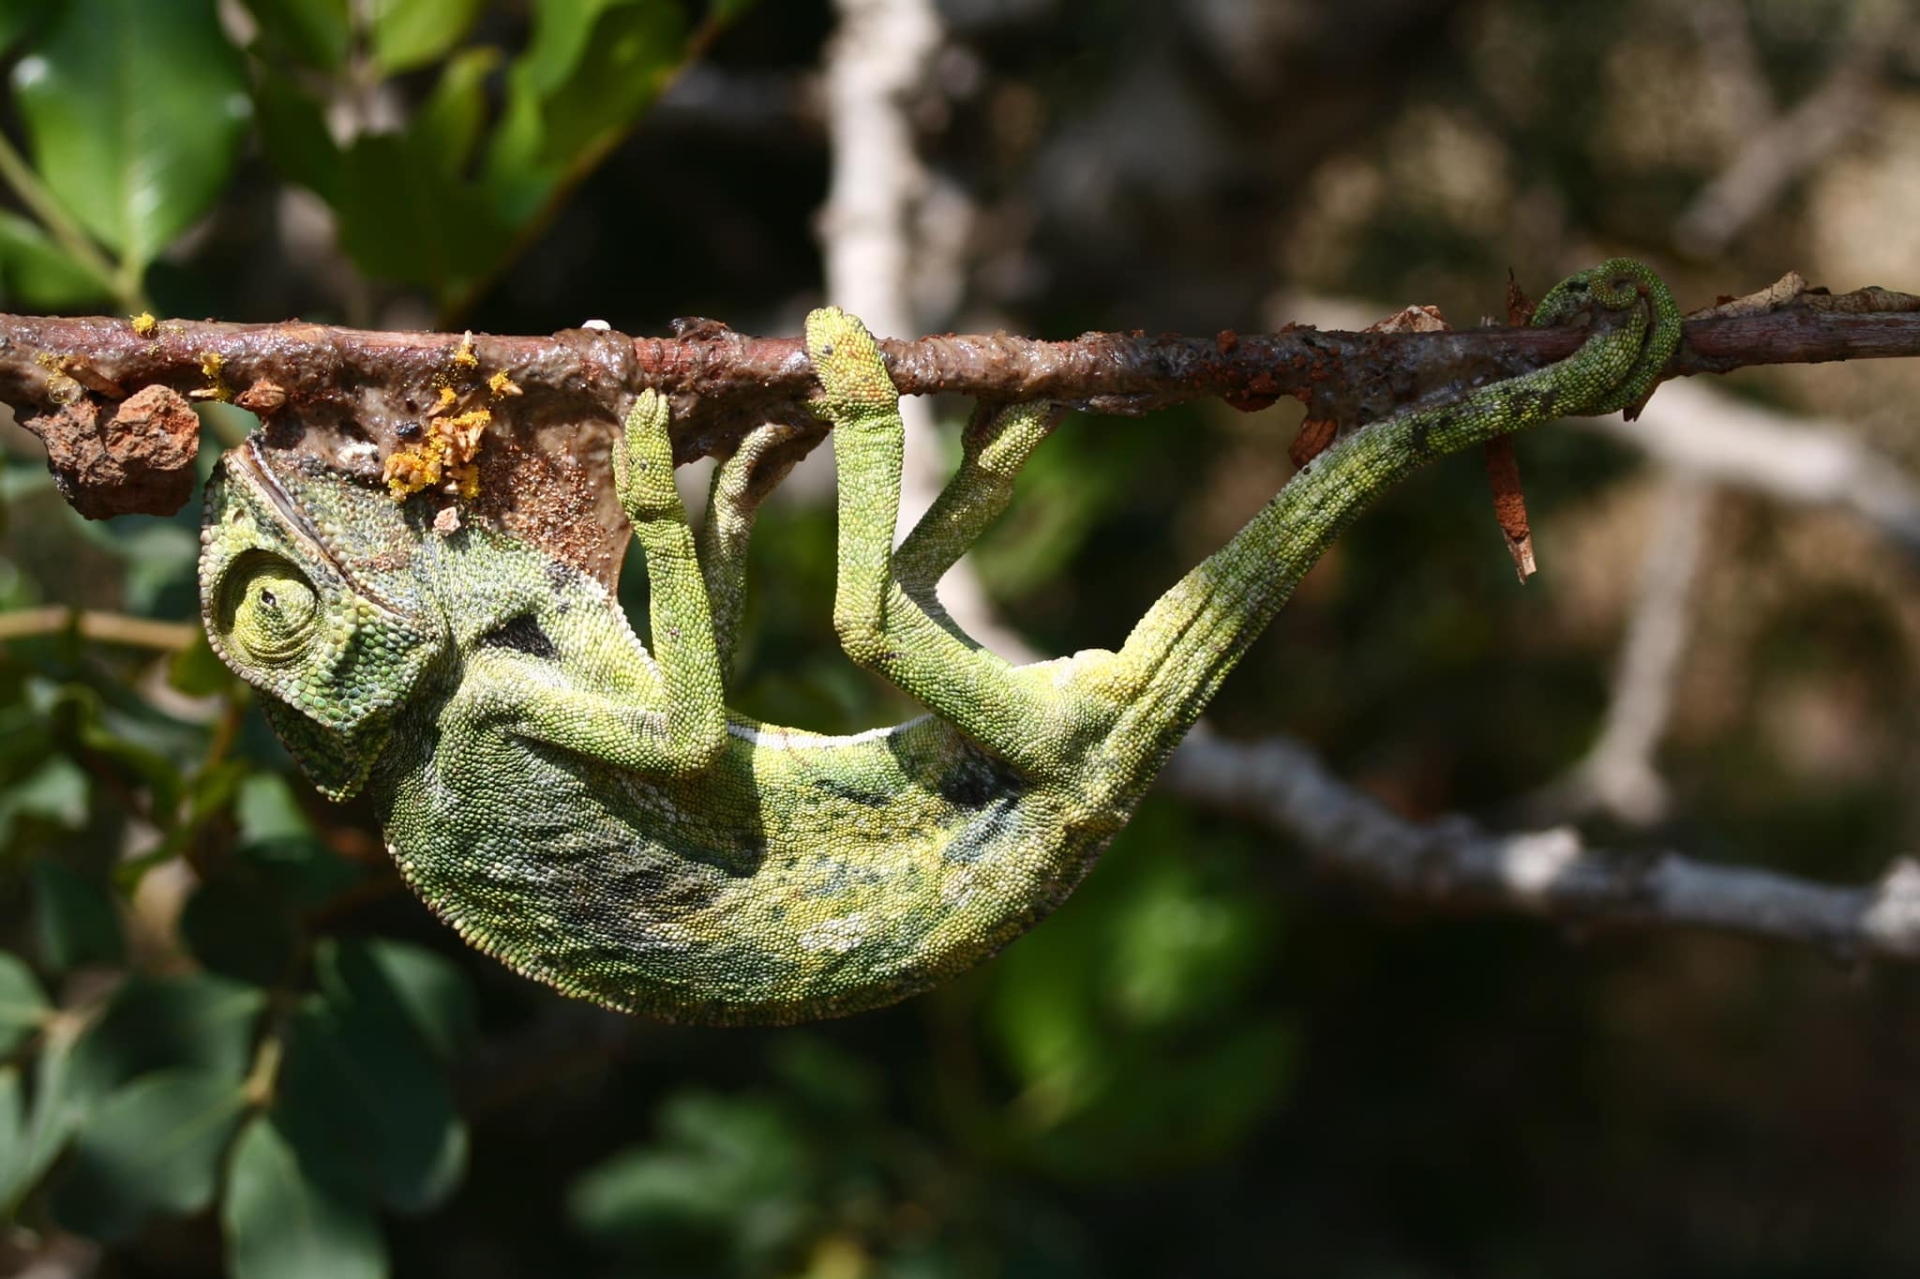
xmin=544 ymin=558 xmax=577 ymax=613
xmin=477 ymin=612 xmax=558 ymax=659
xmin=943 ymin=794 xmax=1021 ymax=864
xmin=936 ymin=752 xmax=1026 ymax=809
xmin=811 ymin=776 xmax=891 ymax=807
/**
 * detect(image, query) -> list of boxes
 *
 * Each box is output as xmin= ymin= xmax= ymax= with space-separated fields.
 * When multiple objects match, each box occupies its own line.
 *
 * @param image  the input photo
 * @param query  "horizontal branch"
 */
xmin=1 ymin=278 xmax=1913 ymax=585
xmin=1162 ymin=727 xmax=1920 ymax=961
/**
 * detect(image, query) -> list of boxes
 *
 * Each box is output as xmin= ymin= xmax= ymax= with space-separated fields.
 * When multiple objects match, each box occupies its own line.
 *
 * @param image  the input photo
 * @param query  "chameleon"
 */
xmin=198 ymin=260 xmax=1680 ymax=1024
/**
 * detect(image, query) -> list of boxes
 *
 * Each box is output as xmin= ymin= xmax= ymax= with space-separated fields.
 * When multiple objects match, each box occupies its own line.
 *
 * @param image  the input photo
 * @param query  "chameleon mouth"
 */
xmin=229 ymin=439 xmax=410 ymax=618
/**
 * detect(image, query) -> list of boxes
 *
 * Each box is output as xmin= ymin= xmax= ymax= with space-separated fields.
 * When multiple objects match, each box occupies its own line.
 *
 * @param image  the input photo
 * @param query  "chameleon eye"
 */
xmin=220 ymin=552 xmax=319 ymax=665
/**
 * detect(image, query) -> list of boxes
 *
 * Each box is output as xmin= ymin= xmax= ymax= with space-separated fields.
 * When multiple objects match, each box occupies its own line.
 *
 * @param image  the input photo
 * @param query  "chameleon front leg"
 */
xmin=462 ymin=392 xmax=728 ymax=778
xmin=807 ymin=307 xmax=1075 ymax=777
xmin=697 ymin=421 xmax=814 ymax=687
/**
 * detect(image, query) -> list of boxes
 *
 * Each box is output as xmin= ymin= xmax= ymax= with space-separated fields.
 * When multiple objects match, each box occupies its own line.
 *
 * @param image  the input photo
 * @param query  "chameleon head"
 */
xmin=199 ymin=440 xmax=446 ymax=799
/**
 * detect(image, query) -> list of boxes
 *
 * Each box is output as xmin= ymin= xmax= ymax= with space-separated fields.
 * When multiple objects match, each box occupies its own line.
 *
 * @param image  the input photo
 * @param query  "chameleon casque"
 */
xmin=198 ymin=261 xmax=1680 ymax=1024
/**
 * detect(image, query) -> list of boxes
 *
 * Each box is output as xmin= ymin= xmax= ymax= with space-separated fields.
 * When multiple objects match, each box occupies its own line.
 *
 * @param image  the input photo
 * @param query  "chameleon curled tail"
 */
xmin=199 ymin=261 xmax=1680 ymax=1023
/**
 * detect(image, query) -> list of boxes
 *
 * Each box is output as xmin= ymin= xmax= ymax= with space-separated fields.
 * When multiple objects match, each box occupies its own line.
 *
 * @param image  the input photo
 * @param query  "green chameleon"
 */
xmin=198 ymin=261 xmax=1679 ymax=1024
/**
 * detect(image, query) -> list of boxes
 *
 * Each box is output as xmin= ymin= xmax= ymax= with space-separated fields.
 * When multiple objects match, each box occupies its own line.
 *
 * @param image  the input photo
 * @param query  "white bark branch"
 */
xmin=1526 ymin=474 xmax=1712 ymax=826
xmin=1162 ymin=725 xmax=1920 ymax=961
xmin=1586 ymin=377 xmax=1920 ymax=558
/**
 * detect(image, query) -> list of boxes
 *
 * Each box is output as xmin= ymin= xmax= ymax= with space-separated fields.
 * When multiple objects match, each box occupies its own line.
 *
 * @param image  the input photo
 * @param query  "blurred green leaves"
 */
xmin=0 ymin=952 xmax=47 ymax=1056
xmin=5 ymin=0 xmax=248 ymax=307
xmin=49 ymin=1068 xmax=250 ymax=1242
xmin=982 ymin=803 xmax=1294 ymax=1178
xmin=225 ymin=1117 xmax=387 ymax=1279
xmin=248 ymin=0 xmax=738 ymax=318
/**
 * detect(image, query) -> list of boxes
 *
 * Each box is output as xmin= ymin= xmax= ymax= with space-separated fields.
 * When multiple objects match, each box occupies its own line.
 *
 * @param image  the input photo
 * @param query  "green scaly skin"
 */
xmin=198 ymin=260 xmax=1680 ymax=1024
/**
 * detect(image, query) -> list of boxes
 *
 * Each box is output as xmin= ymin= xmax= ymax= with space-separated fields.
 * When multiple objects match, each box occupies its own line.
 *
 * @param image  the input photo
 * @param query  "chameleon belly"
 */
xmin=377 ymin=709 xmax=1105 ymax=1023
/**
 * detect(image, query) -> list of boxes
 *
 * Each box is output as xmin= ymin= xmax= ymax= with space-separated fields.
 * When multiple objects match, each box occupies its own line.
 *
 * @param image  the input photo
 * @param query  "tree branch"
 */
xmin=1161 ymin=726 xmax=1920 ymax=961
xmin=1 ymin=279 xmax=1915 ymax=584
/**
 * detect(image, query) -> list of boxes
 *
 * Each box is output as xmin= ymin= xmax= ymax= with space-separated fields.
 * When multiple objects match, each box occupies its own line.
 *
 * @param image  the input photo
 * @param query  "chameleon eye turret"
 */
xmin=217 ymin=553 xmax=320 ymax=665
xmin=199 ymin=262 xmax=1681 ymax=1024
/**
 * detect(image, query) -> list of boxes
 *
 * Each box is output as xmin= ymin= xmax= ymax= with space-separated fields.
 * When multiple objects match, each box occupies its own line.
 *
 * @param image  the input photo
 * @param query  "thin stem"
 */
xmin=0 ymin=606 xmax=199 ymax=650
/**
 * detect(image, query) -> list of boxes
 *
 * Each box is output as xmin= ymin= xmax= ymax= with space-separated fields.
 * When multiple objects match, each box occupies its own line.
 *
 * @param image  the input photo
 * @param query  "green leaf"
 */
xmin=181 ymin=880 xmax=298 ymax=987
xmin=368 ymin=0 xmax=485 ymax=74
xmin=0 ymin=1068 xmax=23 ymax=1193
xmin=255 ymin=71 xmax=345 ymax=206
xmin=569 ymin=1092 xmax=808 ymax=1264
xmin=169 ymin=631 xmax=237 ymax=697
xmin=69 ymin=974 xmax=266 ymax=1107
xmin=0 ymin=952 xmax=49 ymax=1057
xmin=0 ymin=209 xmax=113 ymax=308
xmin=0 ymin=1028 xmax=89 ymax=1212
xmin=0 ymin=1 xmax=41 ymax=53
xmin=273 ymin=958 xmax=468 ymax=1213
xmin=232 ymin=773 xmax=365 ymax=907
xmin=224 ymin=1116 xmax=388 ymax=1279
xmin=241 ymin=0 xmax=350 ymax=71
xmin=326 ymin=939 xmax=475 ymax=1064
xmin=0 ymin=755 xmax=90 ymax=845
xmin=50 ymin=1067 xmax=249 ymax=1243
xmin=416 ymin=46 xmax=503 ymax=179
xmin=486 ymin=0 xmax=688 ymax=223
xmin=236 ymin=772 xmax=317 ymax=841
xmin=11 ymin=0 xmax=251 ymax=273
xmin=32 ymin=860 xmax=127 ymax=974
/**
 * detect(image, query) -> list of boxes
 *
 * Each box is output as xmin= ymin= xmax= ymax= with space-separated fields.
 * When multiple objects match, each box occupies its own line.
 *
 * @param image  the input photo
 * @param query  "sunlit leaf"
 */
xmin=569 ymin=1091 xmax=809 ymax=1263
xmin=224 ymin=1116 xmax=388 ymax=1279
xmin=416 ymin=47 xmax=503 ymax=179
xmin=0 ymin=755 xmax=89 ymax=845
xmin=0 ymin=1028 xmax=89 ymax=1211
xmin=326 ymin=939 xmax=475 ymax=1064
xmin=0 ymin=210 xmax=113 ymax=308
xmin=236 ymin=771 xmax=317 ymax=841
xmin=10 ymin=0 xmax=251 ymax=274
xmin=168 ymin=632 xmax=236 ymax=697
xmin=49 ymin=1067 xmax=250 ymax=1243
xmin=368 ymin=0 xmax=485 ymax=74
xmin=486 ymin=0 xmax=688 ymax=223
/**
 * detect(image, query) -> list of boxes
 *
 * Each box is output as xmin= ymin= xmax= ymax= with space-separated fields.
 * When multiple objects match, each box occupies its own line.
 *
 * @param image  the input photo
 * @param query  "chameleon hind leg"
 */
xmin=697 ymin=420 xmax=815 ymax=688
xmin=807 ymin=307 xmax=1081 ymax=778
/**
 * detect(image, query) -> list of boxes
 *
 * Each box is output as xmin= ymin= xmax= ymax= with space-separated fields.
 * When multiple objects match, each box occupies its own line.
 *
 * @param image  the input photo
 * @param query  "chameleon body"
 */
xmin=199 ymin=262 xmax=1680 ymax=1024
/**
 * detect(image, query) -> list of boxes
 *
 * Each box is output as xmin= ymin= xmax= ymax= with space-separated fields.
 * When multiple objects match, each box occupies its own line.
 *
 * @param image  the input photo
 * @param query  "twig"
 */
xmin=1161 ymin=725 xmax=1920 ymax=961
xmin=0 ymin=606 xmax=199 ymax=650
